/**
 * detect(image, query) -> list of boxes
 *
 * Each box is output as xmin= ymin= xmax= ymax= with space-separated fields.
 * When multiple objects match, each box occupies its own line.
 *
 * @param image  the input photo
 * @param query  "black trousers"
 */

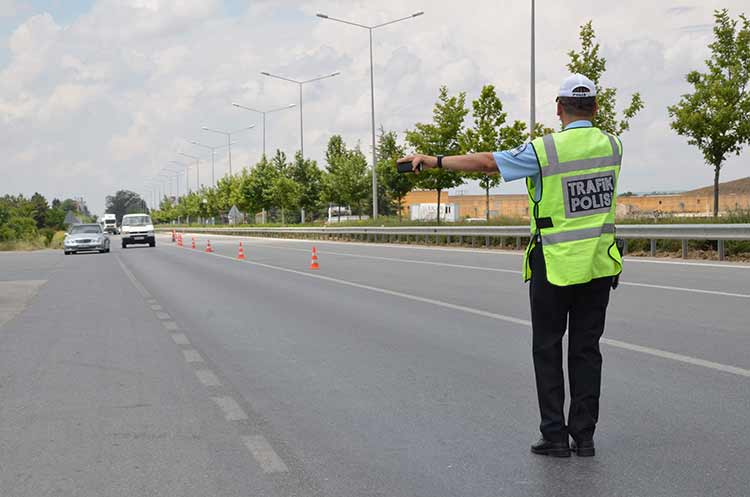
xmin=529 ymin=244 xmax=612 ymax=442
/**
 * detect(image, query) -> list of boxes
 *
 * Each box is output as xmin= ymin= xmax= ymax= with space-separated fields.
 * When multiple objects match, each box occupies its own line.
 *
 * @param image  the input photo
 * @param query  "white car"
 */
xmin=120 ymin=213 xmax=155 ymax=248
xmin=64 ymin=223 xmax=110 ymax=255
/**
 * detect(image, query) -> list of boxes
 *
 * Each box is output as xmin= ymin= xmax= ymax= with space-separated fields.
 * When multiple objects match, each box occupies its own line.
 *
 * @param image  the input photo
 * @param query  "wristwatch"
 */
xmin=436 ymin=155 xmax=444 ymax=169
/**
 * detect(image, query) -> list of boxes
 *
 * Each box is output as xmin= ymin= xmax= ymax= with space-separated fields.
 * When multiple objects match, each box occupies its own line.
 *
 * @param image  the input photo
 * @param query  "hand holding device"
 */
xmin=397 ymin=160 xmax=422 ymax=174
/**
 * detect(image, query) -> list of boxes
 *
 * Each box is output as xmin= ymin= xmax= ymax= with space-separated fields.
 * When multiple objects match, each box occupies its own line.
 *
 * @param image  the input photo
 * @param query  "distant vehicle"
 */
xmin=64 ymin=223 xmax=110 ymax=255
xmin=121 ymin=213 xmax=155 ymax=248
xmin=326 ymin=205 xmax=369 ymax=223
xmin=101 ymin=213 xmax=118 ymax=234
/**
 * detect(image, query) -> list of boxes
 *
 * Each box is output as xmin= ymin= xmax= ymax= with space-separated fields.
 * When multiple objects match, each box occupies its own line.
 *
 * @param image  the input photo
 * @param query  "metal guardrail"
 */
xmin=157 ymin=224 xmax=750 ymax=260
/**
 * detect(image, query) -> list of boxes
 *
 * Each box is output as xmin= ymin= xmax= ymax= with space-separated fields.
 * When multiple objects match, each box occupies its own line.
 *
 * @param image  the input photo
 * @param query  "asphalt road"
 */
xmin=0 ymin=234 xmax=748 ymax=497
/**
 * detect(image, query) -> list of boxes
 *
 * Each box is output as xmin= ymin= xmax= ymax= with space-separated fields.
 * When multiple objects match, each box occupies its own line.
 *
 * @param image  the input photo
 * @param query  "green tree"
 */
xmin=567 ymin=21 xmax=644 ymax=135
xmin=270 ymin=149 xmax=290 ymax=175
xmin=289 ymin=151 xmax=323 ymax=222
xmin=374 ymin=127 xmax=412 ymax=220
xmin=270 ymin=176 xmax=302 ymax=224
xmin=405 ymin=86 xmax=469 ymax=224
xmin=323 ymin=139 xmax=370 ymax=219
xmin=29 ymin=192 xmax=49 ymax=228
xmin=668 ymin=9 xmax=750 ymax=217
xmin=241 ymin=156 xmax=279 ymax=216
xmin=105 ymin=190 xmax=144 ymax=222
xmin=460 ymin=86 xmax=507 ymax=220
xmin=325 ymin=135 xmax=347 ymax=168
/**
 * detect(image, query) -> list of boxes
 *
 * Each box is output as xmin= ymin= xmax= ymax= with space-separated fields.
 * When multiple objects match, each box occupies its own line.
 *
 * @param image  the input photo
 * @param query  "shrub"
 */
xmin=6 ymin=216 xmax=38 ymax=241
xmin=0 ymin=226 xmax=14 ymax=242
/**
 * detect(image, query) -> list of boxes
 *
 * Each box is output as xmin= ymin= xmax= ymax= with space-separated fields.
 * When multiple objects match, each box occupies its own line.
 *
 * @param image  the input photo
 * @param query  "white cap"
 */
xmin=558 ymin=74 xmax=597 ymax=98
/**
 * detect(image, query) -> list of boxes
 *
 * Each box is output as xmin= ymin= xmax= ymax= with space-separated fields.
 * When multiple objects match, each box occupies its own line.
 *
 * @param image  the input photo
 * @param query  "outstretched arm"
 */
xmin=398 ymin=153 xmax=498 ymax=174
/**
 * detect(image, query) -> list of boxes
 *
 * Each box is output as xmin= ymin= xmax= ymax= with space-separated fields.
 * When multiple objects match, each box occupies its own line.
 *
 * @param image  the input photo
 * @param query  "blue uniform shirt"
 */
xmin=492 ymin=120 xmax=593 ymax=201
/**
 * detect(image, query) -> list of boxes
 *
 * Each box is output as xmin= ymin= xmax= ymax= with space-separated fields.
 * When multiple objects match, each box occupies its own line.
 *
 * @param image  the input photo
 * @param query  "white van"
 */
xmin=120 ymin=213 xmax=155 ymax=248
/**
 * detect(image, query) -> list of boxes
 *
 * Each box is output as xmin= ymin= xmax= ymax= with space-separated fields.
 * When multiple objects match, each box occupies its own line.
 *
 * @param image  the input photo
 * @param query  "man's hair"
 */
xmin=558 ymin=86 xmax=596 ymax=116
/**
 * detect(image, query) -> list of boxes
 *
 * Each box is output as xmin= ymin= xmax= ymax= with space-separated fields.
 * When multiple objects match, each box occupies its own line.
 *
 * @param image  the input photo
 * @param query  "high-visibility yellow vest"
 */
xmin=523 ymin=126 xmax=623 ymax=286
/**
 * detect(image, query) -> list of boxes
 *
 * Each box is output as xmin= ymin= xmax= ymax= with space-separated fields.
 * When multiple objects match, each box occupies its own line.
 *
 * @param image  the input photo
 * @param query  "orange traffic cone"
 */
xmin=177 ymin=233 xmax=182 ymax=247
xmin=309 ymin=246 xmax=320 ymax=270
xmin=237 ymin=241 xmax=246 ymax=260
xmin=191 ymin=237 xmax=196 ymax=249
xmin=205 ymin=240 xmax=214 ymax=253
xmin=171 ymin=229 xmax=176 ymax=243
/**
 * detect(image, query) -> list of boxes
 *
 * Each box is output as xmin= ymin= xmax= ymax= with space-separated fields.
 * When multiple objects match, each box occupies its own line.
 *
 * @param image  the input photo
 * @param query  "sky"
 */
xmin=0 ymin=0 xmax=748 ymax=214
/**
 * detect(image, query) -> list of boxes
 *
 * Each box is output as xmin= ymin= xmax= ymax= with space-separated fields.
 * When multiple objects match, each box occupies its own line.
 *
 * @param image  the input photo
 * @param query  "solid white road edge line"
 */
xmin=167 ymin=245 xmax=750 ymax=378
xmin=210 ymin=241 xmax=750 ymax=298
xmin=166 ymin=237 xmax=750 ymax=299
xmin=619 ymin=281 xmax=750 ymax=299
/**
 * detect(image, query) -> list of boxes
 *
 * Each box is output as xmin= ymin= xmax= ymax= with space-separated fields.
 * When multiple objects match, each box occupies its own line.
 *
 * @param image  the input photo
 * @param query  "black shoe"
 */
xmin=530 ymin=437 xmax=571 ymax=457
xmin=570 ymin=438 xmax=595 ymax=457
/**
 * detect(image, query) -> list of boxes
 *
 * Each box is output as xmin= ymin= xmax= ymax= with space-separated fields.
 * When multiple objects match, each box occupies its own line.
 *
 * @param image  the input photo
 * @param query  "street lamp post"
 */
xmin=144 ymin=186 xmax=155 ymax=211
xmin=260 ymin=71 xmax=340 ymax=160
xmin=163 ymin=167 xmax=182 ymax=199
xmin=316 ymin=11 xmax=424 ymax=219
xmin=157 ymin=172 xmax=176 ymax=202
xmin=188 ymin=140 xmax=235 ymax=186
xmin=231 ymin=103 xmax=296 ymax=157
xmin=178 ymin=152 xmax=201 ymax=190
xmin=170 ymin=160 xmax=190 ymax=193
xmin=201 ymin=125 xmax=256 ymax=176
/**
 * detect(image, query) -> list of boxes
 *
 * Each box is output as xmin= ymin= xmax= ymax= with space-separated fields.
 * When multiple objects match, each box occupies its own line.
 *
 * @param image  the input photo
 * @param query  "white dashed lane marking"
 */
xmin=242 ymin=435 xmax=289 ymax=473
xmin=183 ymin=349 xmax=204 ymax=363
xmin=195 ymin=369 xmax=222 ymax=386
xmin=170 ymin=333 xmax=190 ymax=345
xmin=117 ymin=254 xmax=295 ymax=479
xmin=212 ymin=396 xmax=248 ymax=421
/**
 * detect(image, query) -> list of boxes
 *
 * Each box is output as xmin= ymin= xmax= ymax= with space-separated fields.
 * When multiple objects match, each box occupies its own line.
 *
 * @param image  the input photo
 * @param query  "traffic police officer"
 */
xmin=400 ymin=74 xmax=622 ymax=458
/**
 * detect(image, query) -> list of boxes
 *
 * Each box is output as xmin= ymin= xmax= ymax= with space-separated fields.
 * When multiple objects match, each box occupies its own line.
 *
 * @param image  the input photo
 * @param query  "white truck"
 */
xmin=101 ymin=213 xmax=118 ymax=234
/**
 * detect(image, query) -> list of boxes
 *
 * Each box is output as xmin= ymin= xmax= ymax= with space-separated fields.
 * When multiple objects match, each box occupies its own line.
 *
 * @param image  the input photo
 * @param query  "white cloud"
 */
xmin=0 ymin=0 xmax=748 ymax=212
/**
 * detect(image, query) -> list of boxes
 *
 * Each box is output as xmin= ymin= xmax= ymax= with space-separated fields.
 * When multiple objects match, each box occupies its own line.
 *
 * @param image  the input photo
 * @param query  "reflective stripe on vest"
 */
xmin=540 ymin=133 xmax=621 ymax=178
xmin=541 ymin=223 xmax=615 ymax=245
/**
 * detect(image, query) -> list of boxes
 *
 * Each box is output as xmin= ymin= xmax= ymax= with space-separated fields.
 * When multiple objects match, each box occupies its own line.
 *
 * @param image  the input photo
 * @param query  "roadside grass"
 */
xmin=0 ymin=237 xmax=47 ymax=251
xmin=0 ymin=231 xmax=66 ymax=252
